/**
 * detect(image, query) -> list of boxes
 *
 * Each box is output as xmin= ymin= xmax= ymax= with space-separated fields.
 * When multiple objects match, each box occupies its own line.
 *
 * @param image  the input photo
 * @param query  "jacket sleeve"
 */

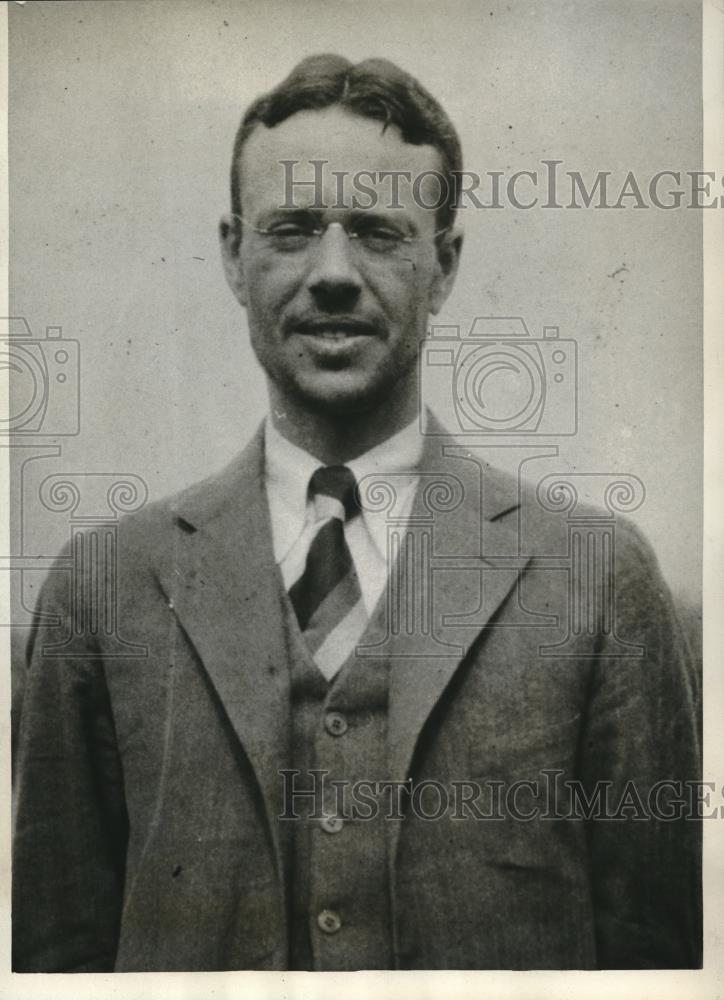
xmin=12 ymin=551 xmax=129 ymax=972
xmin=577 ymin=519 xmax=702 ymax=968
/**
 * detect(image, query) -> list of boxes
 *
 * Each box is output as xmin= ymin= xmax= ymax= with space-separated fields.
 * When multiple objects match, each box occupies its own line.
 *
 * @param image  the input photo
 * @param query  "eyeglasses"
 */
xmin=231 ymin=213 xmax=449 ymax=259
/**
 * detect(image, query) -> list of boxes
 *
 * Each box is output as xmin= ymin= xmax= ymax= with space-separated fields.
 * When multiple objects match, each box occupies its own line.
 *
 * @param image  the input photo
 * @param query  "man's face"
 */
xmin=220 ymin=106 xmax=461 ymax=416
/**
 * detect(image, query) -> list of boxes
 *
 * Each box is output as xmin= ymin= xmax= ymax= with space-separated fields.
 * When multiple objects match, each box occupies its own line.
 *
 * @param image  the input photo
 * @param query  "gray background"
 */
xmin=8 ymin=0 xmax=702 ymax=605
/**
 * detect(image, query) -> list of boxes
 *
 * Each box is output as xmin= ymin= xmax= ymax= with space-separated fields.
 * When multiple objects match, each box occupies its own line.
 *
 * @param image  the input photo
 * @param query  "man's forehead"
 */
xmin=238 ymin=105 xmax=444 ymax=212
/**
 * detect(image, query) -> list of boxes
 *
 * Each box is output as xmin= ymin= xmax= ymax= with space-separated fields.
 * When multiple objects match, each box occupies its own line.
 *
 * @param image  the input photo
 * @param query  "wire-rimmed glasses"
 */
xmin=230 ymin=212 xmax=449 ymax=260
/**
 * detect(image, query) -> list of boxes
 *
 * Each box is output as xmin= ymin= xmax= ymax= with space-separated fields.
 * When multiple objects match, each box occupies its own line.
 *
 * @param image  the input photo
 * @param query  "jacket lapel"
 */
xmin=154 ymin=427 xmax=290 ymax=879
xmin=385 ymin=425 xmax=530 ymax=795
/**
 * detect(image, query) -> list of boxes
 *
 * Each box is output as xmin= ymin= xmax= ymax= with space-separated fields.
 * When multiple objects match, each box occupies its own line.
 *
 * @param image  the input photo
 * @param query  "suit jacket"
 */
xmin=12 ymin=422 xmax=701 ymax=971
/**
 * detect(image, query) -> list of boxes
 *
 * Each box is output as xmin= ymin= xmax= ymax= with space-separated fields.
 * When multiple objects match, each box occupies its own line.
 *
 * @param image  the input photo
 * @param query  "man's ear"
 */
xmin=429 ymin=226 xmax=463 ymax=316
xmin=219 ymin=213 xmax=247 ymax=307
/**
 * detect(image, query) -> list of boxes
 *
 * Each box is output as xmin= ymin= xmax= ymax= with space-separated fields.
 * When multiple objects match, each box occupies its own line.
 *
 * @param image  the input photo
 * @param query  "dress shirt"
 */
xmin=264 ymin=415 xmax=424 ymax=616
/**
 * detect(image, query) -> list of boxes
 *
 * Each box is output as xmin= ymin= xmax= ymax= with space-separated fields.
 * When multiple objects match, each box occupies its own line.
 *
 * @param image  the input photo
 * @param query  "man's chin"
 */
xmin=285 ymin=372 xmax=402 ymax=418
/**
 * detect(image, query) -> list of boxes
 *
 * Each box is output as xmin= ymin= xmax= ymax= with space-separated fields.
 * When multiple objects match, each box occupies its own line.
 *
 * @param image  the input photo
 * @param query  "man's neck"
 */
xmin=267 ymin=388 xmax=420 ymax=465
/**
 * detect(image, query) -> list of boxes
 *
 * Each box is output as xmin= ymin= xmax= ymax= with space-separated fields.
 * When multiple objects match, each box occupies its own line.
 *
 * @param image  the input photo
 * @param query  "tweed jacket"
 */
xmin=12 ymin=422 xmax=701 ymax=971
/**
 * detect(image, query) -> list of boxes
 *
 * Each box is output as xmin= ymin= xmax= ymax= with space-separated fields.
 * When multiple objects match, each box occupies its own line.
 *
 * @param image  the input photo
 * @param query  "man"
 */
xmin=12 ymin=55 xmax=700 ymax=971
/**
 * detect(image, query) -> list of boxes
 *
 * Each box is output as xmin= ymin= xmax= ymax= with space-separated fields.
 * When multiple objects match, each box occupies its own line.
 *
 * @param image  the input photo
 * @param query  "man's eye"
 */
xmin=357 ymin=225 xmax=403 ymax=241
xmin=353 ymin=225 xmax=407 ymax=250
xmin=370 ymin=228 xmax=401 ymax=241
xmin=267 ymin=224 xmax=313 ymax=238
xmin=354 ymin=227 xmax=408 ymax=254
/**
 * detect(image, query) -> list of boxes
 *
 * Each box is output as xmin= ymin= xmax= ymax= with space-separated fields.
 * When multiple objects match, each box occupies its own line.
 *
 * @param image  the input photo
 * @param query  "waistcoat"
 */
xmin=280 ymin=585 xmax=394 ymax=971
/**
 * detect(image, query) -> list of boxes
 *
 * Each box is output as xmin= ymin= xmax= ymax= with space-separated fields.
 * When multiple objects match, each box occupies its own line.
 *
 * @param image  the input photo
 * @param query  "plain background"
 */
xmin=8 ymin=0 xmax=702 ymax=608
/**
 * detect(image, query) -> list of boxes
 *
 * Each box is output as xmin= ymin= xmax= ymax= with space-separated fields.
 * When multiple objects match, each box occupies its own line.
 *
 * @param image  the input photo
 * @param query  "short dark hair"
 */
xmin=230 ymin=54 xmax=463 ymax=232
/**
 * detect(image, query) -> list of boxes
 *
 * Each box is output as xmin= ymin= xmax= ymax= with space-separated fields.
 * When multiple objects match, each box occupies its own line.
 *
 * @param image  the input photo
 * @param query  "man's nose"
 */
xmin=306 ymin=223 xmax=363 ymax=308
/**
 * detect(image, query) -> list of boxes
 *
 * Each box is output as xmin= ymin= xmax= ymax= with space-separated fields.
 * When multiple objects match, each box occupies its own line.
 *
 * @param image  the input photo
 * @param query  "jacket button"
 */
xmin=320 ymin=814 xmax=344 ymax=834
xmin=325 ymin=711 xmax=348 ymax=736
xmin=317 ymin=909 xmax=342 ymax=934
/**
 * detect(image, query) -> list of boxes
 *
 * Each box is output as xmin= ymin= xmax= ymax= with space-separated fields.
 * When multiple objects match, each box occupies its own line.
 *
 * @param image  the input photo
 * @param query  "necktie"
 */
xmin=288 ymin=466 xmax=368 ymax=681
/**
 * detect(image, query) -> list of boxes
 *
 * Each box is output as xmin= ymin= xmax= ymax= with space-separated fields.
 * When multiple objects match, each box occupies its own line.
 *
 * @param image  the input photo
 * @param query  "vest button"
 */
xmin=324 ymin=711 xmax=348 ymax=736
xmin=320 ymin=814 xmax=344 ymax=834
xmin=317 ymin=909 xmax=342 ymax=935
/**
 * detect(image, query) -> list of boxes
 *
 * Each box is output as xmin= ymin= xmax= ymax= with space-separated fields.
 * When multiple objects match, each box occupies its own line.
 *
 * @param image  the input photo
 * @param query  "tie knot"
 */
xmin=309 ymin=465 xmax=359 ymax=520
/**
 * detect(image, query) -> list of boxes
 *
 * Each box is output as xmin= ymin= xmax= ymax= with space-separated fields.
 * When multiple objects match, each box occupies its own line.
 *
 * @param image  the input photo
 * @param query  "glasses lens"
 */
xmin=349 ymin=220 xmax=409 ymax=256
xmin=264 ymin=221 xmax=317 ymax=253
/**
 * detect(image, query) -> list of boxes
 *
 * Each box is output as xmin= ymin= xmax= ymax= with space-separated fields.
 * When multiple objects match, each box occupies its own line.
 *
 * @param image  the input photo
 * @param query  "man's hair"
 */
xmin=230 ymin=53 xmax=463 ymax=232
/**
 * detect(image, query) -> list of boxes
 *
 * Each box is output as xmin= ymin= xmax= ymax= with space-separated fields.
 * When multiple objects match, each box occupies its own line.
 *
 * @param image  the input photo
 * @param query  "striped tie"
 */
xmin=288 ymin=466 xmax=368 ymax=682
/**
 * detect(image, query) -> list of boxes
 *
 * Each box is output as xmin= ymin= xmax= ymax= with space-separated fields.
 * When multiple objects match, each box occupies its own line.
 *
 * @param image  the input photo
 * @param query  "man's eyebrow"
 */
xmin=339 ymin=209 xmax=423 ymax=238
xmin=259 ymin=207 xmax=319 ymax=220
xmin=347 ymin=209 xmax=417 ymax=226
xmin=250 ymin=207 xmax=321 ymax=228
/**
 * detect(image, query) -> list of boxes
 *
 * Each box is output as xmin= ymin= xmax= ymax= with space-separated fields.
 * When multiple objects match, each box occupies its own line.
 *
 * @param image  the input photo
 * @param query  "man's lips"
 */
xmin=290 ymin=319 xmax=379 ymax=338
xmin=286 ymin=318 xmax=382 ymax=365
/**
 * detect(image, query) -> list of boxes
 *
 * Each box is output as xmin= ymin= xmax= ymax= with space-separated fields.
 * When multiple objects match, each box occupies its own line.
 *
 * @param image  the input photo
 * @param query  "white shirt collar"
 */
xmin=264 ymin=414 xmax=424 ymax=564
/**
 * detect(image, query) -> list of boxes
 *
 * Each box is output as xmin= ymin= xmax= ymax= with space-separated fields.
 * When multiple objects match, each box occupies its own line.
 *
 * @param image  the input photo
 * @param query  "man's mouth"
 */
xmin=312 ymin=330 xmax=362 ymax=340
xmin=292 ymin=319 xmax=378 ymax=339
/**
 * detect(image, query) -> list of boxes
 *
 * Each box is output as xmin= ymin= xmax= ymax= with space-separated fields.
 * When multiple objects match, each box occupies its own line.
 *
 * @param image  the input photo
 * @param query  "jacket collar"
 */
xmin=169 ymin=412 xmax=520 ymax=532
